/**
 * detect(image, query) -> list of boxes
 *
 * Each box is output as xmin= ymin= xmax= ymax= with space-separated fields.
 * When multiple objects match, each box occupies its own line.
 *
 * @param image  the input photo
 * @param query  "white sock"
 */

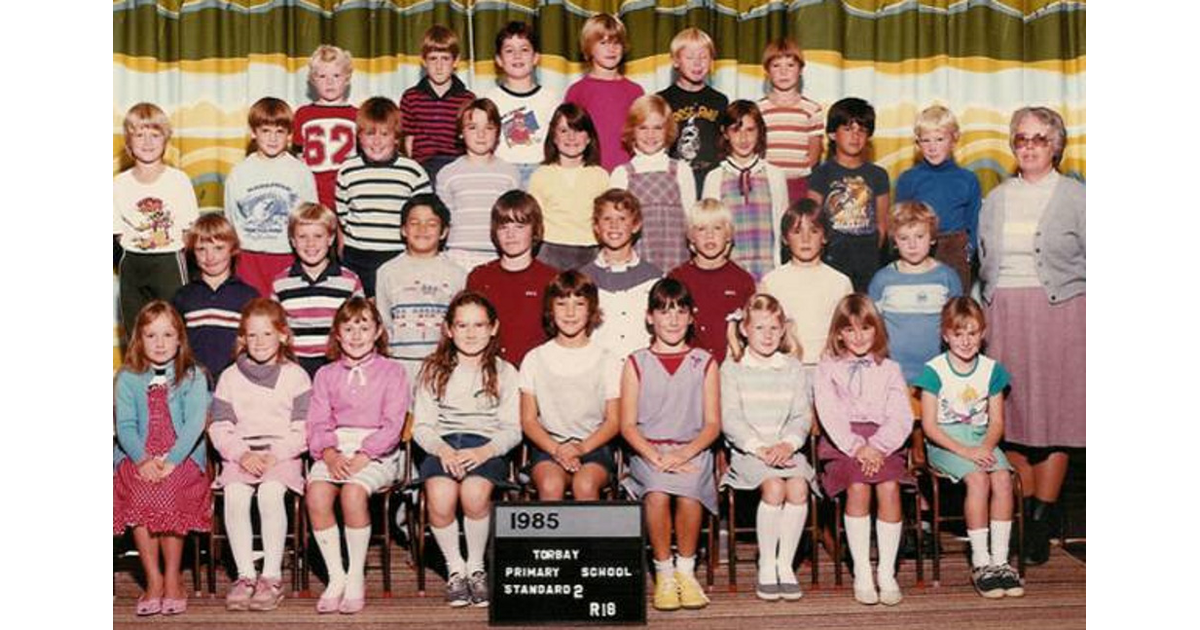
xmin=756 ymin=501 xmax=782 ymax=583
xmin=653 ymin=557 xmax=675 ymax=581
xmin=464 ymin=516 xmax=490 ymax=575
xmin=224 ymin=483 xmax=257 ymax=580
xmin=676 ymin=554 xmax=696 ymax=577
xmin=344 ymin=525 xmax=371 ymax=600
xmin=844 ymin=514 xmax=874 ymax=586
xmin=967 ymin=528 xmax=991 ymax=568
xmin=777 ymin=502 xmax=808 ymax=585
xmin=431 ymin=522 xmax=467 ymax=577
xmin=990 ymin=520 xmax=1013 ymax=566
xmin=257 ymin=482 xmax=288 ymax=579
xmin=312 ymin=526 xmax=346 ymax=597
xmin=875 ymin=519 xmax=903 ymax=587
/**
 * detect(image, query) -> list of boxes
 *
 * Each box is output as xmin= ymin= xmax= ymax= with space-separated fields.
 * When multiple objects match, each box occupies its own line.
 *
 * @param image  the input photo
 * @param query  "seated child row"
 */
xmin=117 ymin=16 xmax=980 ymax=335
xmin=115 ymin=198 xmax=1018 ymax=616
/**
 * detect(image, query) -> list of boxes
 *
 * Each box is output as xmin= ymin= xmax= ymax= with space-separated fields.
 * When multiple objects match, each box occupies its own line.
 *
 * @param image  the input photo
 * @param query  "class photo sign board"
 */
xmin=490 ymin=502 xmax=646 ymax=625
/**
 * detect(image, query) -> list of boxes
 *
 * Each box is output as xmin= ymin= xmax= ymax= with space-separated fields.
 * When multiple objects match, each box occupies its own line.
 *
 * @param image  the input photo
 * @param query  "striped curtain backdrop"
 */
xmin=113 ymin=0 xmax=1085 ymax=212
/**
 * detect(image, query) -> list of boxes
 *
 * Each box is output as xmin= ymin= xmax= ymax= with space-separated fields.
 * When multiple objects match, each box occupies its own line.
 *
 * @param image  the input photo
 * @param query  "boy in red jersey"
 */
xmin=293 ymin=45 xmax=358 ymax=211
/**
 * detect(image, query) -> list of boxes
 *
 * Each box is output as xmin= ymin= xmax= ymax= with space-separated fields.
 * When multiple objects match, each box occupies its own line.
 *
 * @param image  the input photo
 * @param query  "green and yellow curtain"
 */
xmin=113 ymin=0 xmax=1086 ymax=210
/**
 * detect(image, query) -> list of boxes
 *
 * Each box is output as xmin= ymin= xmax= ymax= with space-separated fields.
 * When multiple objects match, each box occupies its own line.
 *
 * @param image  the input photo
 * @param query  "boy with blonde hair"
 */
xmin=579 ymin=189 xmax=663 ymax=361
xmin=225 ymin=97 xmax=319 ymax=297
xmin=564 ymin=13 xmax=645 ymax=172
xmin=400 ymin=25 xmax=476 ymax=183
xmin=867 ymin=200 xmax=963 ymax=383
xmin=759 ymin=38 xmax=824 ymax=202
xmin=667 ymin=199 xmax=756 ymax=364
xmin=173 ymin=213 xmax=259 ymax=380
xmin=271 ymin=202 xmax=364 ymax=376
xmin=894 ymin=104 xmax=982 ymax=289
xmin=294 ymin=44 xmax=358 ymax=212
xmin=658 ymin=27 xmax=729 ymax=191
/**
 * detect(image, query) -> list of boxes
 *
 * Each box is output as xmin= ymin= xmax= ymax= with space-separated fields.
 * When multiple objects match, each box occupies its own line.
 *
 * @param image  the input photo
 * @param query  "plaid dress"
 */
xmin=718 ymin=160 xmax=776 ymax=281
xmin=627 ymin=159 xmax=689 ymax=272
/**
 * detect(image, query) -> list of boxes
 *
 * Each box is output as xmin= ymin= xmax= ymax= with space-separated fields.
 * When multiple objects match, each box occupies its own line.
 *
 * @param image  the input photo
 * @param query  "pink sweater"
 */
xmin=306 ymin=353 xmax=410 ymax=460
xmin=564 ymin=75 xmax=644 ymax=172
xmin=814 ymin=355 xmax=912 ymax=457
xmin=209 ymin=358 xmax=312 ymax=492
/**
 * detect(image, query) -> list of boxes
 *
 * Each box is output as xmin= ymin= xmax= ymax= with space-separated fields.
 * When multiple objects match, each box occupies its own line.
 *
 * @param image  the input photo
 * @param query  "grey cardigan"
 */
xmin=978 ymin=173 xmax=1085 ymax=304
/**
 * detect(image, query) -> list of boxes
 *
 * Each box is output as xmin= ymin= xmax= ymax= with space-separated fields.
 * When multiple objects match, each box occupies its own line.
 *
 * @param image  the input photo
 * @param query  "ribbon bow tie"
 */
xmin=847 ymin=357 xmax=873 ymax=397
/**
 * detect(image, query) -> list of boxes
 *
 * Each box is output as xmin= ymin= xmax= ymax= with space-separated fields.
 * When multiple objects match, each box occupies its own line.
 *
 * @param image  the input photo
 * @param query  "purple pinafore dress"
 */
xmin=628 ymin=159 xmax=689 ymax=272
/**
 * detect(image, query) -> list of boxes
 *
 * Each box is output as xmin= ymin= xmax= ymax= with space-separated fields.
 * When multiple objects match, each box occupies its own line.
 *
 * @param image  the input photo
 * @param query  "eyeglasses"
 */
xmin=1013 ymin=134 xmax=1052 ymax=149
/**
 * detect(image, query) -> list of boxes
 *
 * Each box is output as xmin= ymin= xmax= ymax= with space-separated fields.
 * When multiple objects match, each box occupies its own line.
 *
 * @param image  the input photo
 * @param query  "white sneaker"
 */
xmin=853 ymin=570 xmax=879 ymax=605
xmin=877 ymin=572 xmax=902 ymax=606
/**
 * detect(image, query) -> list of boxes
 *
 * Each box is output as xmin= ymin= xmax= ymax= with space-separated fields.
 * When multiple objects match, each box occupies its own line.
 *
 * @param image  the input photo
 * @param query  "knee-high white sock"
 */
xmin=875 ymin=519 xmax=903 ymax=584
xmin=777 ymin=502 xmax=809 ymax=585
xmin=256 ymin=482 xmax=288 ymax=580
xmin=464 ymin=516 xmax=490 ymax=575
xmin=344 ymin=525 xmax=371 ymax=600
xmin=990 ymin=520 xmax=1013 ymax=566
xmin=223 ymin=483 xmax=257 ymax=580
xmin=431 ymin=522 xmax=467 ymax=577
xmin=312 ymin=526 xmax=346 ymax=596
xmin=967 ymin=528 xmax=991 ymax=568
xmin=756 ymin=501 xmax=782 ymax=583
xmin=843 ymin=514 xmax=874 ymax=583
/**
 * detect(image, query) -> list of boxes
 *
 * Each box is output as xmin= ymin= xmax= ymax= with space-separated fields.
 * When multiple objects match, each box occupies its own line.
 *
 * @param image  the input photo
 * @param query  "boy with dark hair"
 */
xmin=400 ymin=25 xmax=476 ymax=184
xmin=807 ymin=97 xmax=890 ymax=292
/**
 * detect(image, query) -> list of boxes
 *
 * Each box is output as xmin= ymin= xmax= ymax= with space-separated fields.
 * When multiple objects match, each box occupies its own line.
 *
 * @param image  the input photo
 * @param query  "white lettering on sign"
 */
xmin=503 ymin=566 xmax=561 ymax=578
xmin=580 ymin=566 xmax=634 ymax=578
xmin=531 ymin=548 xmax=580 ymax=561
xmin=502 ymin=583 xmax=586 ymax=598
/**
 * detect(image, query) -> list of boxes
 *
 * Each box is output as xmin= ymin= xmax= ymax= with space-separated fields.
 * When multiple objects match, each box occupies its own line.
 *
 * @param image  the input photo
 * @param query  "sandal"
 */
xmin=135 ymin=596 xmax=161 ymax=616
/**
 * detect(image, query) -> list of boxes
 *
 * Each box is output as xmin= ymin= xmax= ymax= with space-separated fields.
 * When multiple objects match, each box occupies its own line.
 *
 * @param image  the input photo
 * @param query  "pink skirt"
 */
xmin=986 ymin=288 xmax=1085 ymax=448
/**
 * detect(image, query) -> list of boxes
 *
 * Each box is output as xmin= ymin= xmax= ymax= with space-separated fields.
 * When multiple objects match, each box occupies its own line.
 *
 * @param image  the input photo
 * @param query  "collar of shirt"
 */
xmin=632 ymin=149 xmax=670 ymax=170
xmin=418 ymin=74 xmax=468 ymax=100
xmin=742 ymin=351 xmax=789 ymax=370
xmin=593 ymin=249 xmax=641 ymax=272
xmin=287 ymin=259 xmax=343 ymax=285
xmin=1017 ymin=168 xmax=1061 ymax=190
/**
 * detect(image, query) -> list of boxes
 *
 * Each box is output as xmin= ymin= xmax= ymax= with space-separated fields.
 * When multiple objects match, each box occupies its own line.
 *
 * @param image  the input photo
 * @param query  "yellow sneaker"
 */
xmin=653 ymin=574 xmax=682 ymax=611
xmin=675 ymin=571 xmax=710 ymax=609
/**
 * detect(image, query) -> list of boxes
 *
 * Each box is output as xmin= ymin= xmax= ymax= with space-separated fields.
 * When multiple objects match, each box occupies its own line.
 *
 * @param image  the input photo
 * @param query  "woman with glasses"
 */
xmin=977 ymin=106 xmax=1084 ymax=566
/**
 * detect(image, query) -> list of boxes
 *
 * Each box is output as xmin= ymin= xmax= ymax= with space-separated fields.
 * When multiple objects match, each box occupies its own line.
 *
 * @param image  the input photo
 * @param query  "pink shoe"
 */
xmin=316 ymin=593 xmax=341 ymax=614
xmin=161 ymin=597 xmax=188 ymax=615
xmin=247 ymin=576 xmax=284 ymax=611
xmin=338 ymin=597 xmax=365 ymax=614
xmin=135 ymin=596 xmax=161 ymax=616
xmin=225 ymin=577 xmax=256 ymax=611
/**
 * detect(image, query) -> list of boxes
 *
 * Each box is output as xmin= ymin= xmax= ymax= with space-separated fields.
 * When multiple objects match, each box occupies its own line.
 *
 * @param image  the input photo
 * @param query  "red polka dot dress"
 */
xmin=113 ymin=374 xmax=211 ymax=535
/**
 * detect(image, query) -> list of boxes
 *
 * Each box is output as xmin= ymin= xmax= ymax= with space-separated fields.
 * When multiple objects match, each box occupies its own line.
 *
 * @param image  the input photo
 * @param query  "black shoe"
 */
xmin=1024 ymin=499 xmax=1054 ymax=565
xmin=972 ymin=565 xmax=1004 ymax=599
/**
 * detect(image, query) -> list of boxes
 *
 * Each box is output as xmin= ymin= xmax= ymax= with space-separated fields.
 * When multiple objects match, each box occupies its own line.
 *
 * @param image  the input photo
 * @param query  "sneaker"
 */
xmin=652 ymin=574 xmax=681 ymax=611
xmin=445 ymin=573 xmax=471 ymax=608
xmin=755 ymin=579 xmax=781 ymax=601
xmin=776 ymin=575 xmax=803 ymax=602
xmin=225 ymin=577 xmax=255 ymax=611
xmin=972 ymin=565 xmax=1005 ymax=599
xmin=995 ymin=563 xmax=1025 ymax=597
xmin=675 ymin=571 xmax=709 ymax=609
xmin=248 ymin=576 xmax=284 ymax=611
xmin=467 ymin=571 xmax=490 ymax=607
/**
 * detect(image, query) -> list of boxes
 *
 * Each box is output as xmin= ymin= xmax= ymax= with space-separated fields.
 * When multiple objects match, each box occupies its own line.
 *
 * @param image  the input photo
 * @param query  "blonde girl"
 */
xmin=412 ymin=291 xmax=521 ymax=608
xmin=113 ymin=300 xmax=211 ymax=617
xmin=721 ymin=294 xmax=814 ymax=601
xmin=620 ymin=278 xmax=720 ymax=611
xmin=520 ymin=270 xmax=622 ymax=500
xmin=610 ymin=94 xmax=697 ymax=271
xmin=208 ymin=298 xmax=312 ymax=611
xmin=814 ymin=293 xmax=912 ymax=606
xmin=306 ymin=297 xmax=410 ymax=614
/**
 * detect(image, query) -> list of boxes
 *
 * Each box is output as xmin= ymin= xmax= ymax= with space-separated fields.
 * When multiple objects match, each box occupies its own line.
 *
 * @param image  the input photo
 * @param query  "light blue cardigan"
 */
xmin=113 ymin=364 xmax=210 ymax=469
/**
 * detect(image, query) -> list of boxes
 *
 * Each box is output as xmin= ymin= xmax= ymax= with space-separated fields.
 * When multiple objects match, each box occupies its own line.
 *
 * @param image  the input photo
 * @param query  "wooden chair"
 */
xmin=402 ymin=438 xmax=521 ymax=596
xmin=718 ymin=428 xmax=823 ymax=592
xmin=204 ymin=451 xmax=307 ymax=596
xmin=910 ymin=426 xmax=1026 ymax=586
xmin=301 ymin=462 xmax=402 ymax=597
